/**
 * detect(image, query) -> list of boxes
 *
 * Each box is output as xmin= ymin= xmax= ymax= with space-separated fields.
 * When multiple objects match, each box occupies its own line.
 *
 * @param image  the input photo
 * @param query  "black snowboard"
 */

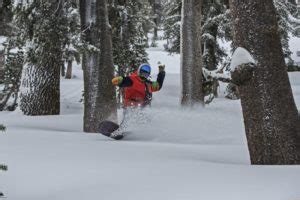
xmin=99 ymin=120 xmax=124 ymax=140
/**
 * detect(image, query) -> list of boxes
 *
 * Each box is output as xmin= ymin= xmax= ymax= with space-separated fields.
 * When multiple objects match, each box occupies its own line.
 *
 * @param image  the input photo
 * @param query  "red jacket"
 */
xmin=114 ymin=70 xmax=165 ymax=107
xmin=124 ymin=72 xmax=152 ymax=106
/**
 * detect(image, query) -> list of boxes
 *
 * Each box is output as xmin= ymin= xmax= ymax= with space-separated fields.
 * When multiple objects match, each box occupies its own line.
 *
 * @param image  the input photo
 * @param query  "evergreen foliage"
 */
xmin=163 ymin=0 xmax=299 ymax=63
xmin=202 ymin=0 xmax=231 ymax=71
xmin=201 ymin=0 xmax=231 ymax=103
xmin=108 ymin=0 xmax=150 ymax=76
xmin=163 ymin=0 xmax=181 ymax=54
xmin=0 ymin=0 xmax=13 ymax=36
xmin=5 ymin=0 xmax=82 ymax=114
xmin=0 ymin=0 xmax=21 ymax=111
xmin=0 ymin=37 xmax=24 ymax=111
xmin=164 ymin=0 xmax=231 ymax=103
xmin=148 ymin=0 xmax=164 ymax=47
xmin=274 ymin=0 xmax=300 ymax=64
xmin=14 ymin=1 xmax=70 ymax=115
xmin=14 ymin=1 xmax=76 ymax=67
xmin=61 ymin=1 xmax=81 ymax=71
xmin=164 ymin=0 xmax=300 ymax=102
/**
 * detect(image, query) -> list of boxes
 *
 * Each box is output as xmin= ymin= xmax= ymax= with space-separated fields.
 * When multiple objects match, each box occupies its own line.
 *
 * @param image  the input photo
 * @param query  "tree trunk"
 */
xmin=0 ymin=50 xmax=4 ymax=83
xmin=231 ymin=0 xmax=300 ymax=164
xmin=65 ymin=60 xmax=72 ymax=79
xmin=80 ymin=0 xmax=117 ymax=133
xmin=19 ymin=0 xmax=64 ymax=115
xmin=20 ymin=64 xmax=60 ymax=115
xmin=180 ymin=0 xmax=204 ymax=106
xmin=154 ymin=17 xmax=158 ymax=39
xmin=61 ymin=63 xmax=65 ymax=77
xmin=96 ymin=0 xmax=117 ymax=122
xmin=149 ymin=0 xmax=159 ymax=42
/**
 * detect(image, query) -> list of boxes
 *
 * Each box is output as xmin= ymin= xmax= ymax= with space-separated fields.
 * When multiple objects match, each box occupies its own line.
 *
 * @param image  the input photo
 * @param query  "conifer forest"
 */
xmin=1 ymin=0 xmax=300 ymax=199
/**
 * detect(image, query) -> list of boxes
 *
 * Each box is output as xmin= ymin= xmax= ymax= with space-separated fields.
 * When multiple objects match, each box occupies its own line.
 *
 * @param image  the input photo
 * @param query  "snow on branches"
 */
xmin=0 ymin=36 xmax=7 ymax=51
xmin=203 ymin=47 xmax=256 ymax=86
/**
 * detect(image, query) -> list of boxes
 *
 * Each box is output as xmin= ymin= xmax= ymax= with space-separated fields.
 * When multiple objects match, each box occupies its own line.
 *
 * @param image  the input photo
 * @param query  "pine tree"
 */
xmin=80 ymin=0 xmax=117 ymax=132
xmin=202 ymin=0 xmax=230 ymax=71
xmin=201 ymin=0 xmax=231 ymax=102
xmin=163 ymin=0 xmax=232 ymax=102
xmin=16 ymin=0 xmax=70 ymax=115
xmin=181 ymin=0 xmax=204 ymax=106
xmin=0 ymin=0 xmax=80 ymax=112
xmin=148 ymin=0 xmax=164 ymax=47
xmin=163 ymin=0 xmax=181 ymax=54
xmin=205 ymin=0 xmax=300 ymax=101
xmin=62 ymin=0 xmax=81 ymax=79
xmin=164 ymin=0 xmax=300 ymax=102
xmin=230 ymin=0 xmax=300 ymax=164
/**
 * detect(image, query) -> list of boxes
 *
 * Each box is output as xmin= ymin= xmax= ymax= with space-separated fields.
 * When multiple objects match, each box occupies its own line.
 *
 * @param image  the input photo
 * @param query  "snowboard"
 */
xmin=0 ymin=192 xmax=5 ymax=198
xmin=98 ymin=120 xmax=124 ymax=140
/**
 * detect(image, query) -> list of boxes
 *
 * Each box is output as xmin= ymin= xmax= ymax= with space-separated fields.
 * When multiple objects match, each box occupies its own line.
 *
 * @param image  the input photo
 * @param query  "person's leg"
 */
xmin=110 ymin=107 xmax=130 ymax=137
xmin=119 ymin=107 xmax=129 ymax=131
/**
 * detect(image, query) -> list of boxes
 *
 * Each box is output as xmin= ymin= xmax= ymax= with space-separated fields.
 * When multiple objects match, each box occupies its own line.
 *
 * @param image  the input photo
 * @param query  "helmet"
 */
xmin=138 ymin=63 xmax=151 ymax=79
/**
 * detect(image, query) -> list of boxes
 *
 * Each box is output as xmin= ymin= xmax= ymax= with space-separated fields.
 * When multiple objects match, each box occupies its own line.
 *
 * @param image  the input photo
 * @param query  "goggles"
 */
xmin=139 ymin=70 xmax=150 ymax=78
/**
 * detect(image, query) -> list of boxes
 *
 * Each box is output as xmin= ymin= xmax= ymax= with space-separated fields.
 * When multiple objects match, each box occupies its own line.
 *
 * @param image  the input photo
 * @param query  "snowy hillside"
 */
xmin=0 ymin=38 xmax=300 ymax=200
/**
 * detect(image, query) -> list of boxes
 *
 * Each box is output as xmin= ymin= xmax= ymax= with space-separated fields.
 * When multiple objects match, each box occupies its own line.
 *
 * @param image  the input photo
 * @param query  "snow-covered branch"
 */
xmin=203 ymin=47 xmax=256 ymax=85
xmin=202 ymin=67 xmax=231 ymax=83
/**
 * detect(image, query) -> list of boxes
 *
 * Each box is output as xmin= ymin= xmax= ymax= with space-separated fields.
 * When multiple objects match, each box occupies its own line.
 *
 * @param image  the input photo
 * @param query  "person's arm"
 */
xmin=112 ymin=76 xmax=133 ymax=87
xmin=151 ymin=65 xmax=166 ymax=92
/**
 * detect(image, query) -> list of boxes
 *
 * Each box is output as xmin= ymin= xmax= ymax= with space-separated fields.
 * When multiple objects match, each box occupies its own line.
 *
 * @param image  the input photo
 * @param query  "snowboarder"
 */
xmin=107 ymin=63 xmax=166 ymax=138
xmin=112 ymin=63 xmax=166 ymax=107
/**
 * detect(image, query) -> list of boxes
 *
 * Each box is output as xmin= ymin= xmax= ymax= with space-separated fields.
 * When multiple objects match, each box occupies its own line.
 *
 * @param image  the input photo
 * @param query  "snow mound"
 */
xmin=230 ymin=47 xmax=256 ymax=72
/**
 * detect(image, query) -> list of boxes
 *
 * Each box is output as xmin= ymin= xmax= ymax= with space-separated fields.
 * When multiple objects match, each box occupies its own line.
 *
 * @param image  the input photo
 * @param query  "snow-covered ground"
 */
xmin=289 ymin=36 xmax=300 ymax=65
xmin=0 ymin=36 xmax=300 ymax=200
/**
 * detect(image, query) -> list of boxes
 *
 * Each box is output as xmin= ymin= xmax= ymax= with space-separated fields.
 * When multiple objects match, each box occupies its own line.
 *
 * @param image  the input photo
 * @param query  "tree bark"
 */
xmin=180 ymin=0 xmax=204 ymax=106
xmin=96 ymin=0 xmax=117 ymax=123
xmin=231 ymin=0 xmax=300 ymax=164
xmin=19 ymin=0 xmax=64 ymax=115
xmin=61 ymin=63 xmax=65 ymax=77
xmin=80 ymin=0 xmax=117 ymax=132
xmin=65 ymin=60 xmax=72 ymax=79
xmin=20 ymin=64 xmax=60 ymax=115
